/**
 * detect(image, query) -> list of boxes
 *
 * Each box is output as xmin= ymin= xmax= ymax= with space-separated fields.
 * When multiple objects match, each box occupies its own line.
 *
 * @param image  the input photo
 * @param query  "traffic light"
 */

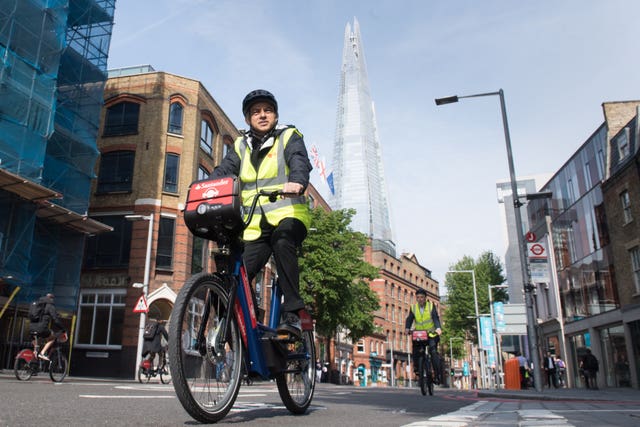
xmin=450 ymin=368 xmax=455 ymax=377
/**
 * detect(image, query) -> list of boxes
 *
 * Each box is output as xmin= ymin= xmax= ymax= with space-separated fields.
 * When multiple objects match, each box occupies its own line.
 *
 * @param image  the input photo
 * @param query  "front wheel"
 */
xmin=419 ymin=356 xmax=427 ymax=396
xmin=276 ymin=330 xmax=316 ymax=414
xmin=48 ymin=349 xmax=68 ymax=382
xmin=159 ymin=354 xmax=172 ymax=384
xmin=169 ymin=273 xmax=243 ymax=423
xmin=14 ymin=357 xmax=33 ymax=381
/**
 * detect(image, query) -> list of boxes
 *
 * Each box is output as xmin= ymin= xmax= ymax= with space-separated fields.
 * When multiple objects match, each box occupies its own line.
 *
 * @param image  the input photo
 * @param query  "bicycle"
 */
xmin=138 ymin=349 xmax=171 ymax=384
xmin=14 ymin=331 xmax=68 ymax=382
xmin=411 ymin=330 xmax=435 ymax=396
xmin=169 ymin=176 xmax=316 ymax=423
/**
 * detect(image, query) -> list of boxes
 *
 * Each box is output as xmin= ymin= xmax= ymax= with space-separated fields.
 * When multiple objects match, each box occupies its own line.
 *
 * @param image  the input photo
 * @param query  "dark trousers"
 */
xmin=243 ymin=217 xmax=307 ymax=314
xmin=545 ymin=368 xmax=558 ymax=388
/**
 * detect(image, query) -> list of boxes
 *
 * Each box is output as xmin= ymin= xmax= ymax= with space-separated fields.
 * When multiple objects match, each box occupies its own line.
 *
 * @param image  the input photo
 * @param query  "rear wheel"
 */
xmin=49 ymin=348 xmax=68 ymax=382
xmin=14 ymin=357 xmax=33 ymax=381
xmin=138 ymin=366 xmax=151 ymax=383
xmin=276 ymin=330 xmax=316 ymax=414
xmin=169 ymin=273 xmax=243 ymax=423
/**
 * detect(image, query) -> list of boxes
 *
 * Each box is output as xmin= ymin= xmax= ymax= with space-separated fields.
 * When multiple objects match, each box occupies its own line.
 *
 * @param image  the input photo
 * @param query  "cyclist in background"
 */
xmin=210 ymin=89 xmax=312 ymax=338
xmin=142 ymin=319 xmax=169 ymax=370
xmin=29 ymin=293 xmax=65 ymax=361
xmin=405 ymin=288 xmax=443 ymax=384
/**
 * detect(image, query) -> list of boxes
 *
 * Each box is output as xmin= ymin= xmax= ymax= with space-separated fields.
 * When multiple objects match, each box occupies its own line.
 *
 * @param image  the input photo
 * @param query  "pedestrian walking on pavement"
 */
xmin=543 ymin=351 xmax=558 ymax=388
xmin=583 ymin=349 xmax=599 ymax=389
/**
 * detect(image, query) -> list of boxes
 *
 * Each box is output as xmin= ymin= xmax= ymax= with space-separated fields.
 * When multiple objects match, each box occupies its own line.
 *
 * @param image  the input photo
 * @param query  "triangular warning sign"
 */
xmin=133 ymin=295 xmax=149 ymax=313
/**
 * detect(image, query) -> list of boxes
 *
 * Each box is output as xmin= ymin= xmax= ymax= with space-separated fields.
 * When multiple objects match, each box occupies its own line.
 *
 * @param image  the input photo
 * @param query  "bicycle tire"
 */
xmin=138 ymin=366 xmax=151 ymax=383
xmin=425 ymin=357 xmax=434 ymax=396
xmin=49 ymin=348 xmax=68 ymax=382
xmin=276 ymin=330 xmax=316 ymax=414
xmin=169 ymin=273 xmax=243 ymax=423
xmin=14 ymin=357 xmax=33 ymax=381
xmin=159 ymin=354 xmax=172 ymax=384
xmin=419 ymin=355 xmax=427 ymax=396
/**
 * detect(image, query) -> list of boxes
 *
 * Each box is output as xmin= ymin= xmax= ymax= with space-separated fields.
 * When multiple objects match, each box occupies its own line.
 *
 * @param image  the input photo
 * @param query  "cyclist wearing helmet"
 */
xmin=405 ymin=288 xmax=443 ymax=384
xmin=210 ymin=89 xmax=312 ymax=338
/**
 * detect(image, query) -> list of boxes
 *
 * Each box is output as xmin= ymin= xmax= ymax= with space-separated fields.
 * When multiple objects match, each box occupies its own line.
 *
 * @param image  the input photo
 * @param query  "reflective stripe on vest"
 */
xmin=234 ymin=127 xmax=311 ymax=241
xmin=411 ymin=302 xmax=435 ymax=331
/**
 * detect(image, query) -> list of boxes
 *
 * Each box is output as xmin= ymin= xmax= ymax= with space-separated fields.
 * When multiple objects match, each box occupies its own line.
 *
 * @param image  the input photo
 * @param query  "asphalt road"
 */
xmin=1 ymin=374 xmax=639 ymax=426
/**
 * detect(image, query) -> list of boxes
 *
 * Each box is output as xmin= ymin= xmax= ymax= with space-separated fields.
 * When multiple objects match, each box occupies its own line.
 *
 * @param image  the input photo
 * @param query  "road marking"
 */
xmin=80 ymin=395 xmax=175 ymax=399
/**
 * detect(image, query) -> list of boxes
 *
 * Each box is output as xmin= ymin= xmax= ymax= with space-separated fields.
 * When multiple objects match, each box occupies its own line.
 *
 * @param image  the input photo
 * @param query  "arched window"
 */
xmin=168 ymin=102 xmax=184 ymax=134
xmin=104 ymin=102 xmax=140 ymax=136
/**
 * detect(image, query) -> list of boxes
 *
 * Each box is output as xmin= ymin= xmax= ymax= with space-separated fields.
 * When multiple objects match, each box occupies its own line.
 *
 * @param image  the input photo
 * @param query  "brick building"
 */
xmin=73 ymin=66 xmax=239 ymax=378
xmin=351 ymin=248 xmax=440 ymax=386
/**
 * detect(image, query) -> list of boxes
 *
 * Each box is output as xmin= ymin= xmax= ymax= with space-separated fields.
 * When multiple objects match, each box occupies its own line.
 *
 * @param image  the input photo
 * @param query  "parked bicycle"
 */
xmin=138 ymin=349 xmax=171 ymax=384
xmin=14 ymin=331 xmax=68 ymax=382
xmin=411 ymin=330 xmax=435 ymax=396
xmin=169 ymin=176 xmax=316 ymax=423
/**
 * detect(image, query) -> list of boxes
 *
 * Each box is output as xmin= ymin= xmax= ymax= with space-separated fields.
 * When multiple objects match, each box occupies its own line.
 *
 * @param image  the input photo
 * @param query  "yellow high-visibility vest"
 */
xmin=234 ymin=127 xmax=311 ymax=241
xmin=411 ymin=302 xmax=435 ymax=331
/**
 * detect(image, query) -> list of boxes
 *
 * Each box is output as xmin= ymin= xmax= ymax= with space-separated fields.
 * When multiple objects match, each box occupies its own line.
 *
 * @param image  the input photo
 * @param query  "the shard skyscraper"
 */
xmin=332 ymin=18 xmax=395 ymax=256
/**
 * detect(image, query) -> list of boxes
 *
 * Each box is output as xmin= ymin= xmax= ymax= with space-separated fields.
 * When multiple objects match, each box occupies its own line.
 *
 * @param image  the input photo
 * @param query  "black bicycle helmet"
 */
xmin=242 ymin=89 xmax=278 ymax=116
xmin=416 ymin=288 xmax=427 ymax=296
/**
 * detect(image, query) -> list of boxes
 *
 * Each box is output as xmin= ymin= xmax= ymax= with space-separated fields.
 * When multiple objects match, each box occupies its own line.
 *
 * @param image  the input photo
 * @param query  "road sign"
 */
xmin=525 ymin=231 xmax=536 ymax=242
xmin=528 ymin=242 xmax=546 ymax=258
xmin=133 ymin=295 xmax=148 ymax=313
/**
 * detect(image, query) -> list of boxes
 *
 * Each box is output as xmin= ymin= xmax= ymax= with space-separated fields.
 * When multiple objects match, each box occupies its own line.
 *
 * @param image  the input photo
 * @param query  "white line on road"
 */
xmin=80 ymin=395 xmax=175 ymax=399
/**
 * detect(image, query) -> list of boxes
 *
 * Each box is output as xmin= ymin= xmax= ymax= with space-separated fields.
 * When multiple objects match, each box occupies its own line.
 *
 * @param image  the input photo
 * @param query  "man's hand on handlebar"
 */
xmin=282 ymin=182 xmax=303 ymax=196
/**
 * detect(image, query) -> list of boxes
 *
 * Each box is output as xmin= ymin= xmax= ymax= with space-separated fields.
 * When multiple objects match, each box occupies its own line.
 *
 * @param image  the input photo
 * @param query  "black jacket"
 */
xmin=142 ymin=322 xmax=168 ymax=355
xmin=31 ymin=295 xmax=65 ymax=332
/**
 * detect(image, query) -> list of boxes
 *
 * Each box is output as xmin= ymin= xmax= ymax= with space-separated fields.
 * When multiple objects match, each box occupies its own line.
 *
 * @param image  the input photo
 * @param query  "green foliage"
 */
xmin=442 ymin=251 xmax=506 ymax=343
xmin=299 ymin=208 xmax=380 ymax=342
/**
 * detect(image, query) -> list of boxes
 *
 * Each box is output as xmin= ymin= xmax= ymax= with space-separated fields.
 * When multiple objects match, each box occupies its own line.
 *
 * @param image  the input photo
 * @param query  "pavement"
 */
xmin=476 ymin=384 xmax=640 ymax=403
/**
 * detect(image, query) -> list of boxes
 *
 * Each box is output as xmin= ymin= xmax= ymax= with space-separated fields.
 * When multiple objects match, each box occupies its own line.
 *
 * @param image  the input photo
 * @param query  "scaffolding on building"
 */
xmin=0 ymin=0 xmax=115 ymax=312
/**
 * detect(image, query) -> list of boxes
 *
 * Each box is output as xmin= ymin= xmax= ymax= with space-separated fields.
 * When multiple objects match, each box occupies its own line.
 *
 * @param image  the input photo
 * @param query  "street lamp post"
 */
xmin=437 ymin=89 xmax=543 ymax=392
xmin=446 ymin=270 xmax=485 ymax=389
xmin=489 ymin=284 xmax=509 ymax=389
xmin=126 ymin=213 xmax=154 ymax=379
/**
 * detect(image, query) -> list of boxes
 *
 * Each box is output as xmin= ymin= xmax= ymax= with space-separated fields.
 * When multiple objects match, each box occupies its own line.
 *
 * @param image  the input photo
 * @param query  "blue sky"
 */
xmin=108 ymin=0 xmax=640 ymax=287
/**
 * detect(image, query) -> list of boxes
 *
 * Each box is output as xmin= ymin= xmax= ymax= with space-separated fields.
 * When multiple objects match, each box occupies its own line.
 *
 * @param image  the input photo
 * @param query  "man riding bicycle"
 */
xmin=405 ymin=288 xmax=443 ymax=384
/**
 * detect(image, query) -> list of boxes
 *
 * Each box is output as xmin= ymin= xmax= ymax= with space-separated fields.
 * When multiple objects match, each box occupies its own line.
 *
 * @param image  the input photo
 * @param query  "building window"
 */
xmin=163 ymin=153 xmax=179 ymax=193
xmin=84 ymin=216 xmax=132 ymax=268
xmin=200 ymin=120 xmax=214 ymax=155
xmin=621 ymin=190 xmax=632 ymax=224
xmin=97 ymin=151 xmax=134 ymax=193
xmin=76 ymin=289 xmax=126 ymax=348
xmin=168 ymin=102 xmax=183 ymax=134
xmin=156 ymin=216 xmax=175 ymax=269
xmin=631 ymin=246 xmax=640 ymax=294
xmin=198 ymin=166 xmax=209 ymax=181
xmin=616 ymin=128 xmax=630 ymax=160
xmin=104 ymin=102 xmax=140 ymax=136
xmin=357 ymin=339 xmax=365 ymax=353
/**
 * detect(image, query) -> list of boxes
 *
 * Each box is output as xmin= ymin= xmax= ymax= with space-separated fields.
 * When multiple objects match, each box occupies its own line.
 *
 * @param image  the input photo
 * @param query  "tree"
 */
xmin=298 ymin=208 xmax=380 ymax=367
xmin=442 ymin=251 xmax=507 ymax=344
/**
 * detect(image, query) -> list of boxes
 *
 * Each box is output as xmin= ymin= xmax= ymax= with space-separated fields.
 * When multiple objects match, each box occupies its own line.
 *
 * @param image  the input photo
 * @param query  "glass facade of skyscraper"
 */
xmin=331 ymin=18 xmax=395 ymax=256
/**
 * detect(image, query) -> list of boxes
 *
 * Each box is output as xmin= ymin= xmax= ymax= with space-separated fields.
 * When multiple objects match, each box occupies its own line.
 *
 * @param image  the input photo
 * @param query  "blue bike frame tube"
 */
xmin=234 ymin=260 xmax=269 ymax=377
xmin=268 ymin=282 xmax=283 ymax=330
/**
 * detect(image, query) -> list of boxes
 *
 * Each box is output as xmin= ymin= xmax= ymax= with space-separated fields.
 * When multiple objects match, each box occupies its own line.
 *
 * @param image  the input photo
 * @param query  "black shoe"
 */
xmin=277 ymin=312 xmax=301 ymax=338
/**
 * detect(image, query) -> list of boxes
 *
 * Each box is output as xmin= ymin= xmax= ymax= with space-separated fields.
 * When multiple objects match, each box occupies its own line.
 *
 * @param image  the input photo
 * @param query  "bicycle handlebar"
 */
xmin=242 ymin=189 xmax=301 ymax=229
